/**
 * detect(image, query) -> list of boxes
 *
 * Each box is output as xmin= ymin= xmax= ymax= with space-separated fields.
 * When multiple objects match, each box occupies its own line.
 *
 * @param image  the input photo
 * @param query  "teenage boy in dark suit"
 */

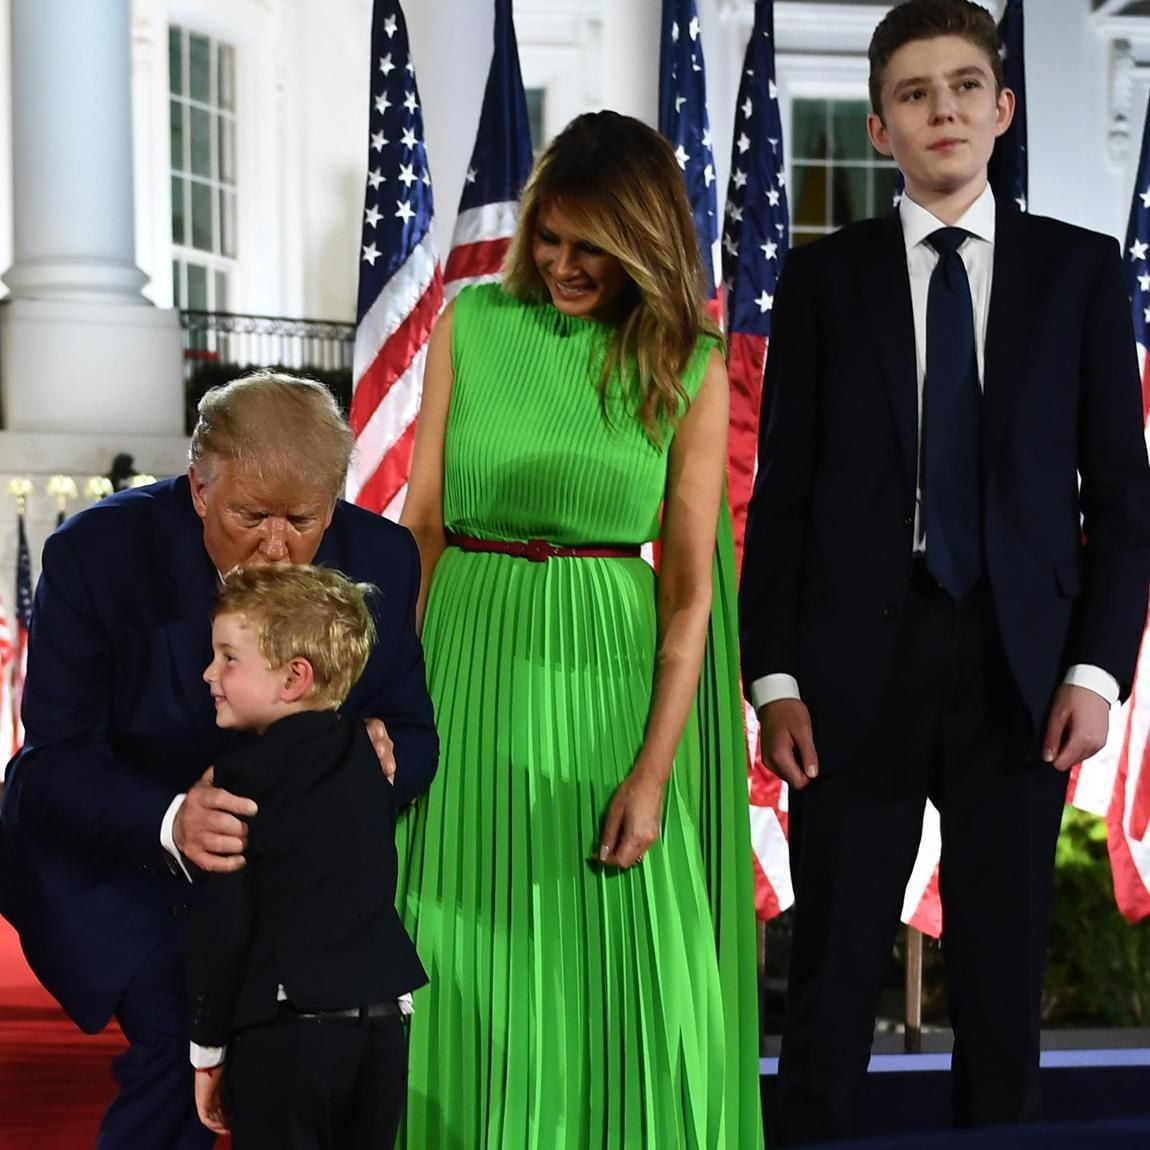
xmin=188 ymin=564 xmax=426 ymax=1150
xmin=740 ymin=1 xmax=1150 ymax=1142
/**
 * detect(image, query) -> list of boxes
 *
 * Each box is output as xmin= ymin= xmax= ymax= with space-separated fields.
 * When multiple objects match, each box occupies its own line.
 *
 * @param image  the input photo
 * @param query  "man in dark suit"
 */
xmin=188 ymin=565 xmax=427 ymax=1149
xmin=0 ymin=371 xmax=438 ymax=1149
xmin=740 ymin=1 xmax=1150 ymax=1144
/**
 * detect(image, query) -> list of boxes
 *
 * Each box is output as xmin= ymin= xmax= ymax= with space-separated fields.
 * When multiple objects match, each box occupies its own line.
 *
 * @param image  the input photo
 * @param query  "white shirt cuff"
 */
xmin=750 ymin=673 xmax=801 ymax=711
xmin=190 ymin=1041 xmax=226 ymax=1069
xmin=1063 ymin=664 xmax=1120 ymax=707
xmin=161 ymin=794 xmax=194 ymax=884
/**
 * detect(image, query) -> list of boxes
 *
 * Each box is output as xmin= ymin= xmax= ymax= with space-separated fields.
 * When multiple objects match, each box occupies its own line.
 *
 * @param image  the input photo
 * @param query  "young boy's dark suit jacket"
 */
xmin=740 ymin=201 xmax=1150 ymax=1137
xmin=186 ymin=709 xmax=426 ymax=1041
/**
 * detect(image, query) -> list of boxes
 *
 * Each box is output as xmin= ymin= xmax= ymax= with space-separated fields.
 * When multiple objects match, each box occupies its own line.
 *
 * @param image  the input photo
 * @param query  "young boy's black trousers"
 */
xmin=223 ymin=1012 xmax=407 ymax=1149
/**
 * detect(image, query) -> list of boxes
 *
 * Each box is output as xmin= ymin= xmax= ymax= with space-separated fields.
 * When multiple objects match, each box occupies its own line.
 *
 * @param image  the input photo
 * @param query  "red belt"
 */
xmin=445 ymin=532 xmax=641 ymax=563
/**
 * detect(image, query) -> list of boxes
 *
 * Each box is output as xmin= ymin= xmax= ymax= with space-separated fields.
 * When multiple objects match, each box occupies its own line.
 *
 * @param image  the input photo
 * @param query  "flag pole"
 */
xmin=904 ymin=926 xmax=923 ymax=1053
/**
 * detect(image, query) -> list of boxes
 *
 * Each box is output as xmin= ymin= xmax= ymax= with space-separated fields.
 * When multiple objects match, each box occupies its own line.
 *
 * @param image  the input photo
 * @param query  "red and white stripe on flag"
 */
xmin=348 ymin=234 xmax=442 ymax=521
xmin=443 ymin=202 xmax=519 ymax=301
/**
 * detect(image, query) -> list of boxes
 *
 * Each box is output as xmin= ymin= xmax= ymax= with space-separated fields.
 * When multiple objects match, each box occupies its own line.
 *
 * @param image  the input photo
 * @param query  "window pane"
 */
xmin=831 ymin=101 xmax=871 ymax=161
xmin=169 ymin=100 xmax=185 ymax=172
xmin=831 ymin=167 xmax=867 ymax=229
xmin=220 ymin=190 xmax=237 ymax=258
xmin=191 ymin=180 xmax=214 ymax=251
xmin=189 ymin=34 xmax=211 ymax=103
xmin=186 ymin=262 xmax=208 ymax=311
xmin=792 ymin=230 xmax=824 ymax=248
xmin=172 ymin=260 xmax=182 ymax=308
xmin=792 ymin=163 xmax=829 ymax=229
xmin=169 ymin=27 xmax=182 ymax=96
xmin=190 ymin=107 xmax=212 ymax=178
xmin=791 ymin=99 xmax=830 ymax=162
xmin=218 ymin=44 xmax=235 ymax=111
xmin=218 ymin=117 xmax=235 ymax=185
xmin=873 ymin=166 xmax=901 ymax=215
xmin=215 ymin=270 xmax=228 ymax=312
xmin=171 ymin=176 xmax=186 ymax=244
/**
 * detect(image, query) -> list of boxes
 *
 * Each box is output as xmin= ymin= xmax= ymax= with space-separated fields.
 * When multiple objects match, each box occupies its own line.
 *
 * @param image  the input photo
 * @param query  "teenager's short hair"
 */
xmin=215 ymin=565 xmax=377 ymax=709
xmin=868 ymin=0 xmax=1004 ymax=117
xmin=189 ymin=370 xmax=354 ymax=501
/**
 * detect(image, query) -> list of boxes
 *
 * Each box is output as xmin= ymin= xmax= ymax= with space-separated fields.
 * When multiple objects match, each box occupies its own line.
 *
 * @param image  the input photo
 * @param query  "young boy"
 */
xmin=186 ymin=565 xmax=427 ymax=1149
xmin=740 ymin=0 xmax=1150 ymax=1142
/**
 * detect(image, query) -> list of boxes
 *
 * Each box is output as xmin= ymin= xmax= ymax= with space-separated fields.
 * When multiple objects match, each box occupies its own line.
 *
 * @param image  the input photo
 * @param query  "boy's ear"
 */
xmin=994 ymin=85 xmax=1016 ymax=138
xmin=867 ymin=111 xmax=893 ymax=158
xmin=280 ymin=657 xmax=315 ymax=703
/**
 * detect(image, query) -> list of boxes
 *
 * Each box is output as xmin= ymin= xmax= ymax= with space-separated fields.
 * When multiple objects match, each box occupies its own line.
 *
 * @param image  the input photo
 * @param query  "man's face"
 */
xmin=867 ymin=35 xmax=1013 ymax=211
xmin=189 ymin=460 xmax=335 ymax=577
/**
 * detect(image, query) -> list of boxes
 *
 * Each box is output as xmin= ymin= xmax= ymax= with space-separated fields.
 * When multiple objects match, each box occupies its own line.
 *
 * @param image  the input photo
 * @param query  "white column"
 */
xmin=1 ymin=0 xmax=183 ymax=436
xmin=3 ymin=0 xmax=148 ymax=302
xmin=600 ymin=0 xmax=660 ymax=125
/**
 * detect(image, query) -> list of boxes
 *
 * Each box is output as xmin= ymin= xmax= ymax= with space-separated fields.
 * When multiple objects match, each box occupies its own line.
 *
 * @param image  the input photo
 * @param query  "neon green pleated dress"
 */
xmin=395 ymin=283 xmax=763 ymax=1149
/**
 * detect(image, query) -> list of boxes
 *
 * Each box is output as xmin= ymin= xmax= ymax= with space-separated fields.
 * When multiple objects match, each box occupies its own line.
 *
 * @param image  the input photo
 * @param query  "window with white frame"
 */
xmin=170 ymin=26 xmax=237 ymax=311
xmin=790 ymin=98 xmax=899 ymax=246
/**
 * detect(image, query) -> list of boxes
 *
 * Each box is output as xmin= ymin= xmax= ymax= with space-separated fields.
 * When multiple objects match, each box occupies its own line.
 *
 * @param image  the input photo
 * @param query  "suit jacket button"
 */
xmin=170 ymin=903 xmax=189 ymax=918
xmin=903 ymin=516 xmax=913 ymax=529
xmin=882 ymin=606 xmax=897 ymax=620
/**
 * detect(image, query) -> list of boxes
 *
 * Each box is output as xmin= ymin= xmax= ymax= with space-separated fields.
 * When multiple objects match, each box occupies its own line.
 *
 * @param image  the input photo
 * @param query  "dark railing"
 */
xmin=179 ymin=309 xmax=355 ymax=433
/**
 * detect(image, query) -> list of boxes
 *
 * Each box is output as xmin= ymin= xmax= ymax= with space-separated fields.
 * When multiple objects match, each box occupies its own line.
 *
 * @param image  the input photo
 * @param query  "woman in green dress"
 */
xmin=398 ymin=111 xmax=763 ymax=1148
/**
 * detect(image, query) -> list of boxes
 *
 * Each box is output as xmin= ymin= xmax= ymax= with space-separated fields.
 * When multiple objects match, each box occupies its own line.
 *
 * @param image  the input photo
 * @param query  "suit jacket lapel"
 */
xmin=860 ymin=212 xmax=919 ymax=493
xmin=983 ymin=205 xmax=1034 ymax=471
xmin=159 ymin=477 xmax=221 ymax=753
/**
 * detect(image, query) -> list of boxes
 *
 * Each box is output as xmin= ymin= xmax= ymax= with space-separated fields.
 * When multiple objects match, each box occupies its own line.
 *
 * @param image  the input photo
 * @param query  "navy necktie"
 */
xmin=923 ymin=227 xmax=983 ymax=599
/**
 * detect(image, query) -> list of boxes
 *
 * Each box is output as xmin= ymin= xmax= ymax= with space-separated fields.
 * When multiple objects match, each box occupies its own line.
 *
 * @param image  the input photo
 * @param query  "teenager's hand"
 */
xmin=174 ymin=767 xmax=257 ymax=873
xmin=365 ymin=717 xmax=397 ymax=784
xmin=194 ymin=1066 xmax=229 ymax=1135
xmin=1042 ymin=684 xmax=1110 ymax=773
xmin=759 ymin=698 xmax=819 ymax=791
xmin=597 ymin=765 xmax=666 ymax=869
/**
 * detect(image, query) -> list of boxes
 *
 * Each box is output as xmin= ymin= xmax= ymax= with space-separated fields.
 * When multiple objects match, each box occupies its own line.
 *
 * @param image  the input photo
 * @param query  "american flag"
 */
xmin=722 ymin=0 xmax=793 ymax=921
xmin=0 ymin=588 xmax=15 ymax=767
xmin=10 ymin=512 xmax=32 ymax=760
xmin=1068 ymin=88 xmax=1150 ymax=922
xmin=347 ymin=0 xmax=444 ymax=520
xmin=659 ymin=0 xmax=720 ymax=299
xmin=442 ymin=0 xmax=532 ymax=301
xmin=988 ymin=0 xmax=1027 ymax=212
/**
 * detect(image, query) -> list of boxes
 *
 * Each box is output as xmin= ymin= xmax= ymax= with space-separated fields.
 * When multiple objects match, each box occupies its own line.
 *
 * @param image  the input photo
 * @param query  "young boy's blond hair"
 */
xmin=214 ymin=565 xmax=376 ymax=709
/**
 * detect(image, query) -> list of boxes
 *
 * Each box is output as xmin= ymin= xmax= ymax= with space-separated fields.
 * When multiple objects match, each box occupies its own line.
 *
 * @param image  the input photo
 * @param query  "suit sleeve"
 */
xmin=13 ymin=526 xmax=179 ymax=866
xmin=186 ymin=866 xmax=255 ymax=1048
xmin=1066 ymin=235 xmax=1150 ymax=694
xmin=350 ymin=523 xmax=439 ymax=806
xmin=739 ymin=245 xmax=821 ymax=690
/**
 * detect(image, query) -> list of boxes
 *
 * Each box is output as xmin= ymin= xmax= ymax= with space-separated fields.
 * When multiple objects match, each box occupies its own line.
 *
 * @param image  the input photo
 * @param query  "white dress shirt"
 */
xmin=751 ymin=185 xmax=1118 ymax=712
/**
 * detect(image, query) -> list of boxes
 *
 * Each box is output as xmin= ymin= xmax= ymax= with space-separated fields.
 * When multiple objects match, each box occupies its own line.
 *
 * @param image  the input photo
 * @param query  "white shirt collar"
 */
xmin=899 ymin=183 xmax=996 ymax=251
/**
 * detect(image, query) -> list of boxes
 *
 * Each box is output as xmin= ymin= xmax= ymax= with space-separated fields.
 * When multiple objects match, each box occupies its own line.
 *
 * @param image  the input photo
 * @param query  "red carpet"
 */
xmin=0 ymin=917 xmax=124 ymax=1147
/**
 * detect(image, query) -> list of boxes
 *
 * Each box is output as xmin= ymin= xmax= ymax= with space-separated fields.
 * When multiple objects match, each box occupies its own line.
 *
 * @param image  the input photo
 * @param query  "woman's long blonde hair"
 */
xmin=503 ymin=111 xmax=720 ymax=444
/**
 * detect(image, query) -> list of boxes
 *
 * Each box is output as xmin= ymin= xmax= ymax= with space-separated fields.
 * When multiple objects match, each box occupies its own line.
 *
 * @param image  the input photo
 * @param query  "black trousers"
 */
xmin=224 ymin=1014 xmax=408 ymax=1150
xmin=777 ymin=570 xmax=1069 ymax=1146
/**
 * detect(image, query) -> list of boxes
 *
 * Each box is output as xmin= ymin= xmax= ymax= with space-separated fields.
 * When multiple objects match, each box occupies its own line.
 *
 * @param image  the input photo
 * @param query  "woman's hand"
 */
xmin=597 ymin=765 xmax=667 ymax=869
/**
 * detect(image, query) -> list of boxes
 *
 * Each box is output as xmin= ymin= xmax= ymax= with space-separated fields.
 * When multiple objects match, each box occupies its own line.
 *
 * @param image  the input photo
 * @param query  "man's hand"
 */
xmin=1042 ymin=683 xmax=1110 ymax=772
xmin=759 ymin=698 xmax=819 ymax=790
xmin=194 ymin=1066 xmax=228 ymax=1135
xmin=365 ymin=717 xmax=397 ymax=783
xmin=173 ymin=767 xmax=257 ymax=873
